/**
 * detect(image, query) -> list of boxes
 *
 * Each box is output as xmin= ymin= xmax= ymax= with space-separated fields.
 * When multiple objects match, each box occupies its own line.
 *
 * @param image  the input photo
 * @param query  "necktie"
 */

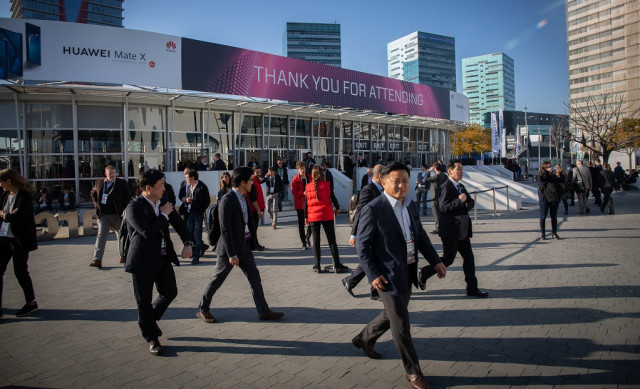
xmin=457 ymin=185 xmax=462 ymax=194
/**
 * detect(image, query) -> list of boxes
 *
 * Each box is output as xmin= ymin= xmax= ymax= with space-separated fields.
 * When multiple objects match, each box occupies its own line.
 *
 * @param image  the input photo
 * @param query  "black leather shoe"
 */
xmin=418 ymin=267 xmax=428 ymax=290
xmin=148 ymin=339 xmax=162 ymax=355
xmin=352 ymin=335 xmax=382 ymax=359
xmin=430 ymin=229 xmax=439 ymax=234
xmin=312 ymin=265 xmax=321 ymax=273
xmin=552 ymin=234 xmax=560 ymax=240
xmin=467 ymin=289 xmax=489 ymax=298
xmin=406 ymin=373 xmax=430 ymax=389
xmin=334 ymin=263 xmax=349 ymax=274
xmin=540 ymin=234 xmax=546 ymax=240
xmin=369 ymin=289 xmax=380 ymax=301
xmin=342 ymin=278 xmax=355 ymax=297
xmin=259 ymin=310 xmax=284 ymax=321
xmin=255 ymin=245 xmax=265 ymax=251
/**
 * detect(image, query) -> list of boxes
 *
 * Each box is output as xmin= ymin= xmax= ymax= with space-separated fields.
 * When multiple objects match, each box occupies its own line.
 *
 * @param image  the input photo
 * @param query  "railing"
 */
xmin=422 ymin=185 xmax=511 ymax=223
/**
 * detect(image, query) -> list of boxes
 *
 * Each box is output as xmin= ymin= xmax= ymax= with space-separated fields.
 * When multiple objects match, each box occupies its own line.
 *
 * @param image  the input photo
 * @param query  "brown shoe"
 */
xmin=119 ymin=257 xmax=126 ymax=264
xmin=196 ymin=311 xmax=217 ymax=323
xmin=352 ymin=335 xmax=382 ymax=359
xmin=406 ymin=374 xmax=430 ymax=389
xmin=89 ymin=260 xmax=102 ymax=269
xmin=259 ymin=310 xmax=284 ymax=321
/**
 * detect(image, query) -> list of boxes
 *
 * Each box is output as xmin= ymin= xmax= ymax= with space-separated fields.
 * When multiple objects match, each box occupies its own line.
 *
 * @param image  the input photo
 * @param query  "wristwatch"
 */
xmin=184 ymin=241 xmax=193 ymax=247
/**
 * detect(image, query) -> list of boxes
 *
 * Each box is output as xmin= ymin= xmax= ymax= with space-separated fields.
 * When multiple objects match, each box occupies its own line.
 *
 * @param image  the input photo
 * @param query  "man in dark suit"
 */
xmin=125 ymin=169 xmax=193 ymax=355
xmin=361 ymin=167 xmax=373 ymax=189
xmin=357 ymin=154 xmax=368 ymax=168
xmin=212 ymin=153 xmax=227 ymax=171
xmin=180 ymin=169 xmax=210 ymax=264
xmin=274 ymin=158 xmax=289 ymax=211
xmin=343 ymin=164 xmax=384 ymax=300
xmin=343 ymin=152 xmax=355 ymax=179
xmin=353 ymin=163 xmax=446 ymax=389
xmin=425 ymin=162 xmax=447 ymax=234
xmin=419 ymin=159 xmax=488 ymax=298
xmin=90 ymin=164 xmax=131 ymax=268
xmin=196 ymin=167 xmax=283 ymax=324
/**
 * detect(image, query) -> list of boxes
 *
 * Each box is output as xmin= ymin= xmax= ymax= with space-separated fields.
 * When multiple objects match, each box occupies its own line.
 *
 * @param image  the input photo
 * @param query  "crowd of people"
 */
xmin=0 ymin=152 xmax=635 ymax=389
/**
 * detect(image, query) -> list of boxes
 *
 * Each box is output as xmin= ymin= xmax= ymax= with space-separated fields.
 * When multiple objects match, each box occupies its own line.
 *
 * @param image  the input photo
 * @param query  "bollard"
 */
xmin=492 ymin=187 xmax=497 ymax=216
xmin=506 ymin=186 xmax=510 ymax=211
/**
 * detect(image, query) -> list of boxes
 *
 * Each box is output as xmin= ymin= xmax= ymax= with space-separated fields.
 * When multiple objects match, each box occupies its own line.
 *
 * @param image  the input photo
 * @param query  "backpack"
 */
xmin=206 ymin=203 xmax=221 ymax=249
xmin=544 ymin=180 xmax=562 ymax=203
xmin=348 ymin=192 xmax=360 ymax=227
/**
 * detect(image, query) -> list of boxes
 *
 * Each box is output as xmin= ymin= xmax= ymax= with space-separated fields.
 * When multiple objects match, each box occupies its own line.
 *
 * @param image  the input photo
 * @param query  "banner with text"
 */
xmin=491 ymin=113 xmax=499 ymax=154
xmin=182 ymin=38 xmax=451 ymax=119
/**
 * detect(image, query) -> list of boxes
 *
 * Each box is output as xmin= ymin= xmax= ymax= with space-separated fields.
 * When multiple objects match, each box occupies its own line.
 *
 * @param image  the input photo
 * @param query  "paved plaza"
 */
xmin=1 ymin=188 xmax=639 ymax=388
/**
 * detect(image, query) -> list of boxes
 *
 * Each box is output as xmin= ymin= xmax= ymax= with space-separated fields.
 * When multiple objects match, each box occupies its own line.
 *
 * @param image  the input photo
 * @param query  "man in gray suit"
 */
xmin=572 ymin=160 xmax=592 ymax=214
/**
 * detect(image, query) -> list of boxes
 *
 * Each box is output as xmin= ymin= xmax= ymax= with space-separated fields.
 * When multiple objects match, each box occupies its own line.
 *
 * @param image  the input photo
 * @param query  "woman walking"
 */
xmin=291 ymin=161 xmax=312 ymax=249
xmin=538 ymin=162 xmax=561 ymax=240
xmin=555 ymin=165 xmax=571 ymax=216
xmin=0 ymin=168 xmax=39 ymax=318
xmin=305 ymin=166 xmax=348 ymax=273
xmin=600 ymin=163 xmax=615 ymax=214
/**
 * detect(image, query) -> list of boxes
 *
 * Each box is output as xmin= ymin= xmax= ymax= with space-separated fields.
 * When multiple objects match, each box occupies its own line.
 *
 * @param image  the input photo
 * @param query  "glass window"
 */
xmin=126 ymin=154 xmax=166 ymax=174
xmin=173 ymin=132 xmax=203 ymax=148
xmin=127 ymin=129 xmax=165 ymax=152
xmin=78 ymin=154 xmax=125 ymax=179
xmin=0 ymin=104 xmax=18 ymax=128
xmin=78 ymin=129 xmax=122 ymax=153
xmin=29 ymin=129 xmax=74 ymax=153
xmin=266 ymin=116 xmax=287 ymax=136
xmin=0 ymin=129 xmax=23 ymax=154
xmin=29 ymin=155 xmax=76 ymax=179
xmin=26 ymin=104 xmax=73 ymax=129
xmin=172 ymin=109 xmax=201 ymax=133
xmin=128 ymin=106 xmax=166 ymax=131
xmin=241 ymin=115 xmax=262 ymax=135
xmin=77 ymin=105 xmax=122 ymax=129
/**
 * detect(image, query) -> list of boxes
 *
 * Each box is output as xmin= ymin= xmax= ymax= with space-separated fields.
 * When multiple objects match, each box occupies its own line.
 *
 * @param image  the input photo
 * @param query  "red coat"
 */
xmin=291 ymin=173 xmax=311 ymax=210
xmin=305 ymin=181 xmax=334 ymax=222
xmin=252 ymin=176 xmax=265 ymax=210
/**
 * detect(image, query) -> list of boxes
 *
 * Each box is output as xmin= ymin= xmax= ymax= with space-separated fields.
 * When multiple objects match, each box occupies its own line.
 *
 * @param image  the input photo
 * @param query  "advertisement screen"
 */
xmin=26 ymin=23 xmax=41 ymax=65
xmin=0 ymin=27 xmax=22 ymax=77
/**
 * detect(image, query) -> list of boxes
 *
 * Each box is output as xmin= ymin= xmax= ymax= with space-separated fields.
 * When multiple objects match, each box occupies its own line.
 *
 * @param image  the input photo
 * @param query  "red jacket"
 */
xmin=305 ymin=181 xmax=334 ymax=222
xmin=291 ymin=173 xmax=311 ymax=210
xmin=252 ymin=176 xmax=265 ymax=211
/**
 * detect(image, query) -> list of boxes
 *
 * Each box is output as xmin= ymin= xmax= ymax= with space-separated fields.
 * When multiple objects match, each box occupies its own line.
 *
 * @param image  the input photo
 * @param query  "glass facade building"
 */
xmin=10 ymin=0 xmax=124 ymax=27
xmin=566 ymin=0 xmax=639 ymax=116
xmin=0 ymin=85 xmax=459 ymax=206
xmin=462 ymin=53 xmax=515 ymax=124
xmin=387 ymin=31 xmax=456 ymax=91
xmin=284 ymin=22 xmax=341 ymax=67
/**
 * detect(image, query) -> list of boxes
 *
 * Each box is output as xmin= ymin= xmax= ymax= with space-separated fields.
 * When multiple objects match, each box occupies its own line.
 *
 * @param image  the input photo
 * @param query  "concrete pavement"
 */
xmin=1 ymin=188 xmax=639 ymax=388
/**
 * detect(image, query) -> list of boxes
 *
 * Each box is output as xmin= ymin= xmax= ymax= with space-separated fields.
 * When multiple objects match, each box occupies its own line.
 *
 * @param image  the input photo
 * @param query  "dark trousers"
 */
xmin=422 ymin=236 xmax=478 ymax=291
xmin=131 ymin=259 xmax=177 ymax=342
xmin=0 ymin=237 xmax=35 ymax=308
xmin=415 ymin=187 xmax=428 ymax=215
xmin=310 ymin=220 xmax=340 ymax=267
xmin=601 ymin=187 xmax=614 ymax=212
xmin=295 ymin=209 xmax=312 ymax=245
xmin=561 ymin=198 xmax=569 ymax=214
xmin=249 ymin=211 xmax=261 ymax=249
xmin=432 ymin=199 xmax=440 ymax=229
xmin=199 ymin=246 xmax=270 ymax=316
xmin=539 ymin=198 xmax=559 ymax=235
xmin=592 ymin=188 xmax=602 ymax=205
xmin=359 ymin=287 xmax=422 ymax=375
xmin=344 ymin=265 xmax=377 ymax=295
xmin=187 ymin=213 xmax=204 ymax=259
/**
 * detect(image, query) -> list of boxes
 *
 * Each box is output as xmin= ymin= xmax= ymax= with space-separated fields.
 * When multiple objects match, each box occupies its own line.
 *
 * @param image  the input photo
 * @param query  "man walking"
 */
xmin=212 ymin=153 xmax=227 ymax=171
xmin=573 ymin=160 xmax=592 ymax=214
xmin=343 ymin=152 xmax=355 ymax=180
xmin=180 ymin=169 xmax=210 ymax=264
xmin=89 ymin=164 xmax=130 ymax=268
xmin=353 ymin=162 xmax=445 ymax=389
xmin=343 ymin=164 xmax=385 ymax=300
xmin=419 ymin=160 xmax=488 ymax=298
xmin=415 ymin=163 xmax=429 ymax=216
xmin=263 ymin=166 xmax=283 ymax=229
xmin=196 ymin=167 xmax=283 ymax=323
xmin=125 ymin=169 xmax=193 ymax=355
xmin=426 ymin=163 xmax=447 ymax=234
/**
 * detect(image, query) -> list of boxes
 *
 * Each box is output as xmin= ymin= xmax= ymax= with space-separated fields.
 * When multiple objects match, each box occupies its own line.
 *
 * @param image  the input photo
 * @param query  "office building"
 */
xmin=284 ymin=22 xmax=341 ymax=67
xmin=462 ymin=53 xmax=516 ymax=124
xmin=566 ymin=0 xmax=639 ymax=116
xmin=387 ymin=31 xmax=456 ymax=90
xmin=10 ymin=0 xmax=124 ymax=27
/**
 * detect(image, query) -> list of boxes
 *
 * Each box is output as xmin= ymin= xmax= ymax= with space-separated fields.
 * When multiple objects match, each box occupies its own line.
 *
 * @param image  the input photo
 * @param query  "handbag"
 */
xmin=574 ymin=168 xmax=585 ymax=193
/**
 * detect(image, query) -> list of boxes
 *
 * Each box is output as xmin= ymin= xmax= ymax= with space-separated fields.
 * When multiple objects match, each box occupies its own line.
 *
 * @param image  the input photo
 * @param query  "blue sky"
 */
xmin=1 ymin=0 xmax=568 ymax=114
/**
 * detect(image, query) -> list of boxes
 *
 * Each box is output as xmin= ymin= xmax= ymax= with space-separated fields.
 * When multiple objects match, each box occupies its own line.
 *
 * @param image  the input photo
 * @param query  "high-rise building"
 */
xmin=566 ymin=0 xmax=639 ymax=116
xmin=462 ymin=53 xmax=516 ymax=124
xmin=10 ymin=0 xmax=124 ymax=27
xmin=284 ymin=22 xmax=341 ymax=67
xmin=387 ymin=31 xmax=456 ymax=90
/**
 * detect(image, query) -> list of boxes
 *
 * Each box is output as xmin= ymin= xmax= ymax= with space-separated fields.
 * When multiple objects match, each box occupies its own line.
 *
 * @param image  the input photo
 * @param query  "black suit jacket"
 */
xmin=0 ymin=189 xmax=38 ymax=252
xmin=361 ymin=174 xmax=372 ymax=188
xmin=350 ymin=182 xmax=381 ymax=236
xmin=124 ymin=196 xmax=193 ymax=276
xmin=357 ymin=195 xmax=441 ymax=295
xmin=213 ymin=159 xmax=227 ymax=171
xmin=215 ymin=191 xmax=253 ymax=259
xmin=264 ymin=174 xmax=283 ymax=195
xmin=438 ymin=179 xmax=474 ymax=241
xmin=179 ymin=180 xmax=210 ymax=216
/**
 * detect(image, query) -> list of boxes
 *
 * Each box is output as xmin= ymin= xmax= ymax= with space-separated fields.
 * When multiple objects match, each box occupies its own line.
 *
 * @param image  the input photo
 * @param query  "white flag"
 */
xmin=491 ymin=113 xmax=499 ymax=154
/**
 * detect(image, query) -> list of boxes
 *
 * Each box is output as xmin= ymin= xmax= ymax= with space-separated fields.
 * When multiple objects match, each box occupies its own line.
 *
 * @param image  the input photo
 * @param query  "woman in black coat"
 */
xmin=600 ymin=163 xmax=616 ymax=214
xmin=0 ymin=168 xmax=39 ymax=317
xmin=538 ymin=161 xmax=561 ymax=241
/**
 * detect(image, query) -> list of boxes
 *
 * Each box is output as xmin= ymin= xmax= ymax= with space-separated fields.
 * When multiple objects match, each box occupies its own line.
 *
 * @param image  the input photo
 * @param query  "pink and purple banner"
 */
xmin=182 ymin=39 xmax=450 ymax=119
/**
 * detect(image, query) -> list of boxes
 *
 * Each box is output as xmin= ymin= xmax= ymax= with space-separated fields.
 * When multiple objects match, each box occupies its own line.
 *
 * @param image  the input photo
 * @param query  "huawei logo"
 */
xmin=166 ymin=41 xmax=176 ymax=50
